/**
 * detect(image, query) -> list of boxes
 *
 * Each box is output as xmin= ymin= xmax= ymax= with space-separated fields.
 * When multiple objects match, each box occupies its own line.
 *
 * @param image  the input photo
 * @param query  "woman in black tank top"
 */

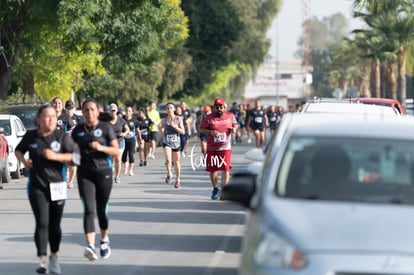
xmin=159 ymin=103 xmax=185 ymax=188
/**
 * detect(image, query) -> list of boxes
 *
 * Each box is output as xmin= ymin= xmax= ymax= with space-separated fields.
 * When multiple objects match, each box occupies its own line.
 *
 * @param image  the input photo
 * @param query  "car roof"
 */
xmin=0 ymin=114 xmax=22 ymax=120
xmin=3 ymin=104 xmax=41 ymax=110
xmin=352 ymin=97 xmax=405 ymax=114
xmin=282 ymin=113 xmax=414 ymax=140
xmin=354 ymin=97 xmax=400 ymax=103
xmin=301 ymin=101 xmax=399 ymax=116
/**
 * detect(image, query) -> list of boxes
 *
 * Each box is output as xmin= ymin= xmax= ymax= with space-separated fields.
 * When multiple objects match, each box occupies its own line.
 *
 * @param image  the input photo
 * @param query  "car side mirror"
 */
xmin=0 ymin=127 xmax=4 ymax=134
xmin=221 ymin=172 xmax=257 ymax=207
xmin=16 ymin=130 xmax=26 ymax=137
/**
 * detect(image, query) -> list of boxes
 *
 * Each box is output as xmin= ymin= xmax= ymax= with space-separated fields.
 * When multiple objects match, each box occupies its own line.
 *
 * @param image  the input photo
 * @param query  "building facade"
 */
xmin=244 ymin=56 xmax=312 ymax=110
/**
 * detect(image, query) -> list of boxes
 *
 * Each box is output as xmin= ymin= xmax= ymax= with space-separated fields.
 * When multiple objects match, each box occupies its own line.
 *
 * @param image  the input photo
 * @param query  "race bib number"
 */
xmin=214 ymin=133 xmax=226 ymax=142
xmin=50 ymin=182 xmax=67 ymax=201
xmin=254 ymin=117 xmax=263 ymax=123
xmin=167 ymin=134 xmax=178 ymax=143
xmin=270 ymin=116 xmax=276 ymax=122
xmin=140 ymin=129 xmax=148 ymax=136
xmin=125 ymin=131 xmax=134 ymax=138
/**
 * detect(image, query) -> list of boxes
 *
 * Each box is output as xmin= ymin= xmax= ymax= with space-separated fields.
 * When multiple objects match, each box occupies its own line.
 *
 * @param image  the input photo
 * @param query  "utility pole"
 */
xmin=302 ymin=0 xmax=312 ymax=98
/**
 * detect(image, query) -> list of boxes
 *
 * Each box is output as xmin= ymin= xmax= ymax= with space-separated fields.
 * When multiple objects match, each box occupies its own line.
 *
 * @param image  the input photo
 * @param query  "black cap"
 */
xmin=65 ymin=100 xmax=75 ymax=110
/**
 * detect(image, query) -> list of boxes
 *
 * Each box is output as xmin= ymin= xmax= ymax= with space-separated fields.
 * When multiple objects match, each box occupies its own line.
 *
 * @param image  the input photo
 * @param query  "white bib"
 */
xmin=167 ymin=134 xmax=178 ymax=142
xmin=254 ymin=117 xmax=263 ymax=123
xmin=50 ymin=182 xmax=67 ymax=201
xmin=214 ymin=133 xmax=226 ymax=143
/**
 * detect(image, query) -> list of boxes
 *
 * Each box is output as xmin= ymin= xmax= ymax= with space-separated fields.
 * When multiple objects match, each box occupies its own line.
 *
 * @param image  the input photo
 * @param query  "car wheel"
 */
xmin=2 ymin=153 xmax=10 ymax=183
xmin=11 ymin=161 xmax=21 ymax=179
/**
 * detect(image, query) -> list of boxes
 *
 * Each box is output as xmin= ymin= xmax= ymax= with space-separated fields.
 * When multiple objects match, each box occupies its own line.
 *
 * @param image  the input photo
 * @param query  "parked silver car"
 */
xmin=223 ymin=113 xmax=414 ymax=274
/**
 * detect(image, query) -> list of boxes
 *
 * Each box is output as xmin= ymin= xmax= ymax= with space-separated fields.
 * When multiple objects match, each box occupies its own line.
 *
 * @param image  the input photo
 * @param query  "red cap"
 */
xmin=214 ymin=98 xmax=225 ymax=106
xmin=203 ymin=105 xmax=211 ymax=112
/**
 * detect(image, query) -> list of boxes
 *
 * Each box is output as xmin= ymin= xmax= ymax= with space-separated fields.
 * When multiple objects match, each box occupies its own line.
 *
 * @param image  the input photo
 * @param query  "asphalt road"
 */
xmin=0 ymin=137 xmax=254 ymax=275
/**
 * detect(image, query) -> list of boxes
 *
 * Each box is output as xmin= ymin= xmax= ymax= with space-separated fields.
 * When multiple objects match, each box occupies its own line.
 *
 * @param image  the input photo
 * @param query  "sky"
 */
xmin=267 ymin=0 xmax=362 ymax=61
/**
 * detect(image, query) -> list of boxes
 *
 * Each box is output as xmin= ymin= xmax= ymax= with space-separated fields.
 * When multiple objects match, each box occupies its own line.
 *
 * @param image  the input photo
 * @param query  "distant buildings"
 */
xmin=244 ymin=55 xmax=312 ymax=109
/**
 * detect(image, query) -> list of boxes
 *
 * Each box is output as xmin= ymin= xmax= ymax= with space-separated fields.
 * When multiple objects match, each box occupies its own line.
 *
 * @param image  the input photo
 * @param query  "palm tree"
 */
xmin=352 ymin=0 xmax=414 ymax=106
xmin=351 ymin=30 xmax=394 ymax=98
xmin=327 ymin=40 xmax=365 ymax=97
xmin=372 ymin=8 xmax=414 ymax=106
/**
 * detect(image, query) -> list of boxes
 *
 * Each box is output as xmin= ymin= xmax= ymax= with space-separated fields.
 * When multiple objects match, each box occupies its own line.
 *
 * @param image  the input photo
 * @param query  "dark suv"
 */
xmin=3 ymin=104 xmax=40 ymax=131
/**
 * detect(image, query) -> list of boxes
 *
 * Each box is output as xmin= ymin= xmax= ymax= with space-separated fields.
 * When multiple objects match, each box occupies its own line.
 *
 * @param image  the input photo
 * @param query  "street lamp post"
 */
xmin=275 ymin=18 xmax=279 ymax=105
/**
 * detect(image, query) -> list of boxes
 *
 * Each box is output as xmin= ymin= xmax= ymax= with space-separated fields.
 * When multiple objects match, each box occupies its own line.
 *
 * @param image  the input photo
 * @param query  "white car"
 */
xmin=301 ymin=100 xmax=400 ymax=115
xmin=223 ymin=113 xmax=414 ymax=274
xmin=0 ymin=115 xmax=26 ymax=179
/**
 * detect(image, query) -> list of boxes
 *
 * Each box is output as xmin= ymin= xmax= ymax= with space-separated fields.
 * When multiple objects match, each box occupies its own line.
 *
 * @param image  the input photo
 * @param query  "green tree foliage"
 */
xmin=1 ymin=0 xmax=109 ymax=101
xmin=1 ymin=0 xmax=280 ymax=107
xmin=62 ymin=0 xmax=189 ymax=105
xmin=158 ymin=47 xmax=193 ymax=102
xmin=351 ymin=0 xmax=414 ymax=105
xmin=179 ymin=0 xmax=280 ymax=104
xmin=302 ymin=13 xmax=351 ymax=98
xmin=1 ymin=0 xmax=189 ymax=104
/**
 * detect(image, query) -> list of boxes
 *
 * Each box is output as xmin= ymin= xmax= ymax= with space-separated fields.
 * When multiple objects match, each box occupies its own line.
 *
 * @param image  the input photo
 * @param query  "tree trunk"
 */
xmin=380 ymin=64 xmax=387 ymax=98
xmin=360 ymin=65 xmax=370 ymax=97
xmin=22 ymin=72 xmax=35 ymax=103
xmin=388 ymin=63 xmax=397 ymax=99
xmin=370 ymin=59 xmax=375 ymax=97
xmin=397 ymin=46 xmax=406 ymax=107
xmin=0 ymin=50 xmax=13 ymax=100
xmin=374 ymin=59 xmax=380 ymax=98
xmin=0 ymin=70 xmax=11 ymax=100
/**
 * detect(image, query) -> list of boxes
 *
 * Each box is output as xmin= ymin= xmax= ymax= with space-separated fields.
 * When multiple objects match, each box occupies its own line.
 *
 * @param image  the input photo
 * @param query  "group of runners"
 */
xmin=14 ymin=96 xmax=245 ymax=274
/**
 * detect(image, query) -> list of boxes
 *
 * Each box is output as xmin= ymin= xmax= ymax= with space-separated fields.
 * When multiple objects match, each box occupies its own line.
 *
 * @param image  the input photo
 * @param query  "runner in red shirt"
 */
xmin=199 ymin=98 xmax=238 ymax=200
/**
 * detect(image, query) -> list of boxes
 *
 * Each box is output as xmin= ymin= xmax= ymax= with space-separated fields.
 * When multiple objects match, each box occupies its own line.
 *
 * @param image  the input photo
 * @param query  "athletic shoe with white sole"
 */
xmin=48 ymin=255 xmax=61 ymax=274
xmin=84 ymin=245 xmax=98 ymax=261
xmin=100 ymin=240 xmax=111 ymax=259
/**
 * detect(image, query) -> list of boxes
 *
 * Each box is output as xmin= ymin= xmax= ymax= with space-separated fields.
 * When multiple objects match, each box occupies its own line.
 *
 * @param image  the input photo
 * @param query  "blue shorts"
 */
xmin=199 ymin=133 xmax=208 ymax=142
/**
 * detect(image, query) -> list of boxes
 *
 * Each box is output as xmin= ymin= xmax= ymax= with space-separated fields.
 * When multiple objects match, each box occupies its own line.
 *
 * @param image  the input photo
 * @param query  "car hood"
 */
xmin=268 ymin=198 xmax=414 ymax=253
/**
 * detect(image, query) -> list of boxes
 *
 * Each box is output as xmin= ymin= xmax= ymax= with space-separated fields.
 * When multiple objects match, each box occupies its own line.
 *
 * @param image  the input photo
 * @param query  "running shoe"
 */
xmin=48 ymin=255 xmax=61 ymax=274
xmin=129 ymin=170 xmax=134 ymax=176
xmin=165 ymin=175 xmax=171 ymax=184
xmin=139 ymin=161 xmax=143 ymax=167
xmin=114 ymin=177 xmax=120 ymax=184
xmin=36 ymin=260 xmax=47 ymax=274
xmin=211 ymin=189 xmax=220 ymax=200
xmin=84 ymin=245 xmax=98 ymax=261
xmin=67 ymin=182 xmax=74 ymax=189
xmin=144 ymin=161 xmax=147 ymax=166
xmin=174 ymin=181 xmax=181 ymax=188
xmin=100 ymin=240 xmax=111 ymax=259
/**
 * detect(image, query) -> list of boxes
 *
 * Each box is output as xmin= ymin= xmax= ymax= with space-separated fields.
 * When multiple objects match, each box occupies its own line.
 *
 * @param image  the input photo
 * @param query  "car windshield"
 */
xmin=276 ymin=136 xmax=414 ymax=204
